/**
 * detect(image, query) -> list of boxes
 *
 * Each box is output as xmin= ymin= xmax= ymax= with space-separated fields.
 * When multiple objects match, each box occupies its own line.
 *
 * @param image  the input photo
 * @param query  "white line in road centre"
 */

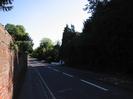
xmin=38 ymin=77 xmax=49 ymax=98
xmin=35 ymin=70 xmax=56 ymax=99
xmin=52 ymin=69 xmax=60 ymax=72
xmin=62 ymin=72 xmax=74 ymax=78
xmin=80 ymin=79 xmax=109 ymax=91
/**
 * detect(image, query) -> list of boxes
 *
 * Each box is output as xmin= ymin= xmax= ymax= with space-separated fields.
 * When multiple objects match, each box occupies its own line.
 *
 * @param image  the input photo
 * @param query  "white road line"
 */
xmin=80 ymin=79 xmax=109 ymax=91
xmin=38 ymin=77 xmax=49 ymax=98
xmin=35 ymin=70 xmax=56 ymax=99
xmin=62 ymin=72 xmax=73 ymax=78
xmin=52 ymin=69 xmax=60 ymax=72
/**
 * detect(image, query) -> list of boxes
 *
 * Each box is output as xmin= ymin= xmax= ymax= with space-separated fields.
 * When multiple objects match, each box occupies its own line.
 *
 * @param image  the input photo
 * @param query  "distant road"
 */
xmin=19 ymin=58 xmax=133 ymax=99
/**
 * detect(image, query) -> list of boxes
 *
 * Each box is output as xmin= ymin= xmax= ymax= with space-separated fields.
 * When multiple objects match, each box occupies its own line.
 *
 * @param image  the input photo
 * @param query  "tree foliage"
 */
xmin=60 ymin=0 xmax=133 ymax=74
xmin=40 ymin=38 xmax=53 ymax=51
xmin=5 ymin=24 xmax=33 ymax=54
xmin=31 ymin=38 xmax=60 ymax=63
xmin=0 ymin=0 xmax=13 ymax=11
xmin=60 ymin=24 xmax=81 ymax=65
xmin=5 ymin=24 xmax=31 ymax=41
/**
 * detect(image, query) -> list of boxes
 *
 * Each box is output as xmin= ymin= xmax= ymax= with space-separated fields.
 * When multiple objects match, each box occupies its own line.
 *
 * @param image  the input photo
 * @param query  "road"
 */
xmin=18 ymin=59 xmax=133 ymax=99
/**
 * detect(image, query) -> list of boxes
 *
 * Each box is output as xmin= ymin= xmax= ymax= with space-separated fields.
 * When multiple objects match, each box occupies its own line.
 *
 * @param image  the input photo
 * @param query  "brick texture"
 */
xmin=0 ymin=24 xmax=14 ymax=99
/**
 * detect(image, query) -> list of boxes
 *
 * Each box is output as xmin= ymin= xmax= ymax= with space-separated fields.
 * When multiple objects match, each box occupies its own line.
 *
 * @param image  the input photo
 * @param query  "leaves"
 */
xmin=31 ymin=38 xmax=60 ymax=62
xmin=5 ymin=24 xmax=33 ymax=54
xmin=60 ymin=0 xmax=133 ymax=74
xmin=0 ymin=0 xmax=13 ymax=11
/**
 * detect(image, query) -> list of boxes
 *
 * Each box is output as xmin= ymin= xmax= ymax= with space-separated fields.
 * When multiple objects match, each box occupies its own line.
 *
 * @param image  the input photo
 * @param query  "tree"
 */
xmin=40 ymin=38 xmax=53 ymax=51
xmin=5 ymin=24 xmax=33 ymax=54
xmin=5 ymin=24 xmax=29 ymax=41
xmin=33 ymin=38 xmax=53 ymax=61
xmin=51 ymin=41 xmax=61 ymax=62
xmin=31 ymin=38 xmax=61 ymax=63
xmin=81 ymin=0 xmax=133 ymax=73
xmin=59 ymin=0 xmax=133 ymax=75
xmin=0 ymin=0 xmax=13 ymax=11
xmin=60 ymin=24 xmax=78 ymax=65
xmin=84 ymin=0 xmax=110 ymax=14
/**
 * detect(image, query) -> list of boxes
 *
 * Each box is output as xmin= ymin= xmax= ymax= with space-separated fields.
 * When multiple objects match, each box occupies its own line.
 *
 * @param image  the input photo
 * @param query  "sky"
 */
xmin=0 ymin=0 xmax=89 ymax=48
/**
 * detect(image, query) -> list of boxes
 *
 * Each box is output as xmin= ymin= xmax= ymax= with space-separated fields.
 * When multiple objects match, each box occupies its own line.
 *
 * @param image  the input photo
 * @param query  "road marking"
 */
xmin=35 ymin=70 xmax=56 ymax=99
xmin=62 ymin=72 xmax=73 ymax=78
xmin=80 ymin=79 xmax=109 ymax=91
xmin=38 ymin=77 xmax=49 ymax=98
xmin=52 ymin=69 xmax=60 ymax=72
xmin=58 ymin=88 xmax=72 ymax=93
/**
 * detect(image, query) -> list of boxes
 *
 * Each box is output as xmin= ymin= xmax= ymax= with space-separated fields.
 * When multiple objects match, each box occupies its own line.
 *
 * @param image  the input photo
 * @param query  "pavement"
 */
xmin=18 ymin=59 xmax=133 ymax=99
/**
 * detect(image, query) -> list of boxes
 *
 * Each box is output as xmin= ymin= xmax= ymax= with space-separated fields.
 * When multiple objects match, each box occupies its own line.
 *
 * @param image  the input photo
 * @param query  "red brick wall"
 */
xmin=0 ymin=24 xmax=14 ymax=99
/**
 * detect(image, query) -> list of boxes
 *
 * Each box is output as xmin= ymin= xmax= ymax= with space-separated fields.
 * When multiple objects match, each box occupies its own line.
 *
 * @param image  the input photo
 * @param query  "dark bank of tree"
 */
xmin=60 ymin=24 xmax=81 ymax=65
xmin=31 ymin=38 xmax=60 ymax=63
xmin=60 ymin=0 xmax=133 ymax=75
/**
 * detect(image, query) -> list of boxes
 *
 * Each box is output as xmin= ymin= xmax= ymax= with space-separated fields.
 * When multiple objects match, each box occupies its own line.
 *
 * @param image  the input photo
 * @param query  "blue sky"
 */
xmin=0 ymin=0 xmax=90 ymax=48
